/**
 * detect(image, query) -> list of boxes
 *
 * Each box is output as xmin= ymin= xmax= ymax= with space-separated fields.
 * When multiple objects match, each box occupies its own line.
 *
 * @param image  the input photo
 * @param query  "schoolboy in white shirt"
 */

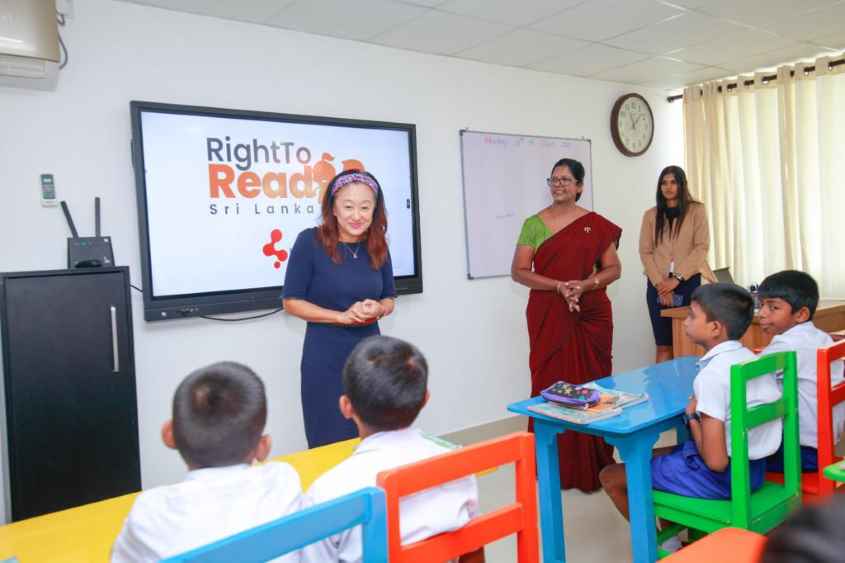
xmin=112 ymin=362 xmax=304 ymax=563
xmin=302 ymin=335 xmax=483 ymax=563
xmin=758 ymin=270 xmax=845 ymax=472
xmin=600 ymin=284 xmax=782 ymax=551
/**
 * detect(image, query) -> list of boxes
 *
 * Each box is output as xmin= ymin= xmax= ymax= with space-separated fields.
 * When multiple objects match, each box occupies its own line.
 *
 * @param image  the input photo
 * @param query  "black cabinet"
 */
xmin=0 ymin=267 xmax=141 ymax=521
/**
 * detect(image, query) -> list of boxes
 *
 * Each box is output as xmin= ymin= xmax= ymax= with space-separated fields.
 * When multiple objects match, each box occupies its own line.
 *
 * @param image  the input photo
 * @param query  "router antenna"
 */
xmin=60 ymin=201 xmax=79 ymax=239
xmin=95 ymin=197 xmax=101 ymax=237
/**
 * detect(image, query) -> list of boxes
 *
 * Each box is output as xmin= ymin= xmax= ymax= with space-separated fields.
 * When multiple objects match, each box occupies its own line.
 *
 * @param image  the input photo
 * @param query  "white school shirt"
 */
xmin=694 ymin=340 xmax=783 ymax=460
xmin=111 ymin=462 xmax=304 ymax=563
xmin=761 ymin=322 xmax=845 ymax=449
xmin=301 ymin=428 xmax=480 ymax=563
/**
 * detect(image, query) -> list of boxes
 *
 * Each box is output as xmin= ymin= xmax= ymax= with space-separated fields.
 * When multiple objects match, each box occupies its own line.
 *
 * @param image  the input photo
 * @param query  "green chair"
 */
xmin=823 ymin=460 xmax=845 ymax=484
xmin=653 ymin=351 xmax=802 ymax=557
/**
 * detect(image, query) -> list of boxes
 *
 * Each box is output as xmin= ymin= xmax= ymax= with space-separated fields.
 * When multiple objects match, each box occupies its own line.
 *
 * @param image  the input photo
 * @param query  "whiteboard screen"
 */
xmin=460 ymin=131 xmax=593 ymax=279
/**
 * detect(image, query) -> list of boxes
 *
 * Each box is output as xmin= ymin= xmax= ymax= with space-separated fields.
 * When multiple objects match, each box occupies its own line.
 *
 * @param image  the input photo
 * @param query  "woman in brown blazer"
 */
xmin=639 ymin=166 xmax=714 ymax=363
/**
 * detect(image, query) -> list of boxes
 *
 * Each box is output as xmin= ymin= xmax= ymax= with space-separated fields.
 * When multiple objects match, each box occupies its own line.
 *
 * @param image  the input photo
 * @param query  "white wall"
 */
xmin=0 ymin=0 xmax=683 ymax=522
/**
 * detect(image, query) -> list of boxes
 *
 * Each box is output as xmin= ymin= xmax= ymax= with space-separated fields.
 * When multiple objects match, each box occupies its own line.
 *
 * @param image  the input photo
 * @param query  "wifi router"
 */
xmin=61 ymin=197 xmax=115 ymax=269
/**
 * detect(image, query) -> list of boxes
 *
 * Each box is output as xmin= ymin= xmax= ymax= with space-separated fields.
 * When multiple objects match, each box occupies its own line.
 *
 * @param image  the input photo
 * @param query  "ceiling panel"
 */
xmin=530 ymin=0 xmax=684 ymax=42
xmin=123 ymin=0 xmax=294 ymax=23
xmin=436 ymin=0 xmax=581 ymax=26
xmin=117 ymin=0 xmax=845 ymax=90
xmin=719 ymin=43 xmax=840 ymax=73
xmin=398 ymin=0 xmax=448 ymax=6
xmin=369 ymin=10 xmax=512 ymax=55
xmin=761 ymin=2 xmax=845 ymax=42
xmin=529 ymin=43 xmax=651 ymax=76
xmin=672 ymin=28 xmax=799 ymax=66
xmin=268 ymin=0 xmax=429 ymax=40
xmin=605 ymin=11 xmax=749 ymax=56
xmin=457 ymin=29 xmax=586 ymax=67
xmin=668 ymin=0 xmax=841 ymax=27
xmin=810 ymin=32 xmax=845 ymax=50
xmin=592 ymin=56 xmax=707 ymax=84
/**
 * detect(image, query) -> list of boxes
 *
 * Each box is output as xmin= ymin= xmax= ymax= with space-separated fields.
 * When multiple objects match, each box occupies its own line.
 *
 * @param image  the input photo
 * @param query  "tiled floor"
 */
xmin=444 ymin=416 xmax=680 ymax=563
xmin=474 ymin=462 xmax=634 ymax=562
xmin=444 ymin=415 xmax=845 ymax=562
xmin=443 ymin=410 xmax=845 ymax=562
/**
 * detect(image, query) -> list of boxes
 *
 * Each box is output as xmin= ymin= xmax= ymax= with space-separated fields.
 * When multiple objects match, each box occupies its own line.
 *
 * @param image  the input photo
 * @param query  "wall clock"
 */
xmin=610 ymin=93 xmax=654 ymax=157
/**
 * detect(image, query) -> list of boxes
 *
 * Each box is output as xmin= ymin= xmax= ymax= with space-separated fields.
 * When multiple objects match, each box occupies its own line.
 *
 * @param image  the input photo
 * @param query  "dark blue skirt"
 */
xmin=301 ymin=322 xmax=379 ymax=448
xmin=646 ymin=274 xmax=701 ymax=346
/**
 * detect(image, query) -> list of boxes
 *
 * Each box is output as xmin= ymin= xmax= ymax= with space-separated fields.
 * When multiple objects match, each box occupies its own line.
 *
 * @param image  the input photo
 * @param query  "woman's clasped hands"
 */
xmin=338 ymin=299 xmax=384 ymax=325
xmin=556 ymin=280 xmax=584 ymax=312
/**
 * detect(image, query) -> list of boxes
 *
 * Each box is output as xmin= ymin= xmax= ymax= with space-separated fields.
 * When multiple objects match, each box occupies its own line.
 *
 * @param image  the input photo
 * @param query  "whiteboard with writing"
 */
xmin=460 ymin=130 xmax=593 ymax=279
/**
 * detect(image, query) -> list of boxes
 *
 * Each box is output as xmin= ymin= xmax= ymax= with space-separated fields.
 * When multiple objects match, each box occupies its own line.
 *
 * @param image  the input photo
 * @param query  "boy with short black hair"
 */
xmin=112 ymin=362 xmax=304 ymax=563
xmin=757 ymin=270 xmax=845 ymax=472
xmin=302 ymin=335 xmax=481 ymax=563
xmin=600 ymin=284 xmax=782 ymax=551
xmin=762 ymin=493 xmax=845 ymax=563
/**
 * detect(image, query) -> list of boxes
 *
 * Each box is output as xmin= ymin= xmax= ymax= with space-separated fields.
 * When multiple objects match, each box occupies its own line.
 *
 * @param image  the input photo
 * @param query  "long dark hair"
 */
xmin=654 ymin=165 xmax=697 ymax=245
xmin=317 ymin=169 xmax=388 ymax=270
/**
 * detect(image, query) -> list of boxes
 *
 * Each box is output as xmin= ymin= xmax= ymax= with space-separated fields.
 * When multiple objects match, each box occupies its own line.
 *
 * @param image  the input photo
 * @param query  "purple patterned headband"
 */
xmin=330 ymin=172 xmax=380 ymax=196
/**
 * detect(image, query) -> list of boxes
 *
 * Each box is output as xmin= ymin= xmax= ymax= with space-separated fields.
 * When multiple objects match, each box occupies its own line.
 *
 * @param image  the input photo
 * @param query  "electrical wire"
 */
xmin=200 ymin=308 xmax=283 ymax=322
xmin=130 ymin=281 xmax=282 ymax=321
xmin=56 ymin=12 xmax=68 ymax=69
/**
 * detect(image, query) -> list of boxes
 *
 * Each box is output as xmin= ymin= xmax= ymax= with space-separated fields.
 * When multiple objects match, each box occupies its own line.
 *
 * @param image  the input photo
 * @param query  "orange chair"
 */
xmin=767 ymin=340 xmax=845 ymax=498
xmin=376 ymin=432 xmax=539 ymax=563
xmin=663 ymin=527 xmax=766 ymax=562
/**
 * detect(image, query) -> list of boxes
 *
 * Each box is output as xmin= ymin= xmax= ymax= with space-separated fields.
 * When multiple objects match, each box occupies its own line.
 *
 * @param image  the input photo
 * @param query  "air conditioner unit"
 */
xmin=0 ymin=0 xmax=60 ymax=91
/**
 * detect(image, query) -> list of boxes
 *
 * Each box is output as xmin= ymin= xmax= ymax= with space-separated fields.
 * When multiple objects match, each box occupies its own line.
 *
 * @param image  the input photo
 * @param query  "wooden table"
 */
xmin=661 ymin=301 xmax=845 ymax=356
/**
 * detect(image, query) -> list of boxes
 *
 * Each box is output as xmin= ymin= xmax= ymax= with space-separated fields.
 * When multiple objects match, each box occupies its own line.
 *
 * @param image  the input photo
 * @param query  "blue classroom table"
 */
xmin=508 ymin=356 xmax=699 ymax=563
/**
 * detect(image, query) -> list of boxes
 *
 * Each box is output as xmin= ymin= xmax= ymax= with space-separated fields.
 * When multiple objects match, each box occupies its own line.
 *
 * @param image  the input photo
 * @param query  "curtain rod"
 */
xmin=666 ymin=57 xmax=845 ymax=102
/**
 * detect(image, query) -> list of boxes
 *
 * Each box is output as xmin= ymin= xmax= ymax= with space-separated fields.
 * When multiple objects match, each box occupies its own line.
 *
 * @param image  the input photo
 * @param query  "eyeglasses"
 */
xmin=547 ymin=177 xmax=576 ymax=187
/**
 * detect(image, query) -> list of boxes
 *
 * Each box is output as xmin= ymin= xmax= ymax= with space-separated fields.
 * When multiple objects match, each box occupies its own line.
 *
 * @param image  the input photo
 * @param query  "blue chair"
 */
xmin=161 ymin=487 xmax=388 ymax=563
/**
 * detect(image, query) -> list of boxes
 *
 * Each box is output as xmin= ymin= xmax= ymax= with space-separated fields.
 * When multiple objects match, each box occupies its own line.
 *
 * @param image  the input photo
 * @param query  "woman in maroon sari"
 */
xmin=511 ymin=158 xmax=622 ymax=492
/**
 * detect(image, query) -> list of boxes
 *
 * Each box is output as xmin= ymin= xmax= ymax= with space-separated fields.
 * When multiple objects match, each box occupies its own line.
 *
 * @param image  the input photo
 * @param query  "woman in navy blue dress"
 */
xmin=283 ymin=170 xmax=396 ymax=448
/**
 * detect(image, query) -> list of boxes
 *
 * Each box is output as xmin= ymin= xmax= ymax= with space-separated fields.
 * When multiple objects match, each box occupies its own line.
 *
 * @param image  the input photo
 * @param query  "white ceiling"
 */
xmin=121 ymin=0 xmax=845 ymax=91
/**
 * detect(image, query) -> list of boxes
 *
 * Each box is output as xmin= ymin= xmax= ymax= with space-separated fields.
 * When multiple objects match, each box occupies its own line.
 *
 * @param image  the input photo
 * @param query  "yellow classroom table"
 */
xmin=0 ymin=438 xmax=360 ymax=563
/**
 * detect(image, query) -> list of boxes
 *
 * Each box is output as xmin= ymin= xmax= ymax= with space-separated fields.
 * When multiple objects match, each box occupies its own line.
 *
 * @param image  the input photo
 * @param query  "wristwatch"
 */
xmin=683 ymin=411 xmax=702 ymax=426
xmin=671 ymin=272 xmax=685 ymax=283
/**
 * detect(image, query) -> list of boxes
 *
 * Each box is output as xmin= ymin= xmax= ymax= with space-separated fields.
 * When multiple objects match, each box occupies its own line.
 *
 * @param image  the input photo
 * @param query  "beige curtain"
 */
xmin=683 ymin=55 xmax=845 ymax=298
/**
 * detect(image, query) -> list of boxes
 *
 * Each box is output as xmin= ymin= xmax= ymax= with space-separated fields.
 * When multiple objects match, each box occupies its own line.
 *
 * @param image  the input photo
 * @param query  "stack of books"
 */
xmin=527 ymin=381 xmax=648 ymax=424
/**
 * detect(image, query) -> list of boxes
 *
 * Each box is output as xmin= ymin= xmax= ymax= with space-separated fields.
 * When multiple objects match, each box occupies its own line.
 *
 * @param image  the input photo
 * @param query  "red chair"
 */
xmin=814 ymin=340 xmax=845 ymax=496
xmin=376 ymin=432 xmax=539 ymax=563
xmin=767 ymin=340 xmax=845 ymax=498
xmin=663 ymin=527 xmax=766 ymax=562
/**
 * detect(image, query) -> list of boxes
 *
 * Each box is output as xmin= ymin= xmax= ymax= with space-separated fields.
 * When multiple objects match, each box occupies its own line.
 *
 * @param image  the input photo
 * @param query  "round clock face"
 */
xmin=612 ymin=94 xmax=654 ymax=156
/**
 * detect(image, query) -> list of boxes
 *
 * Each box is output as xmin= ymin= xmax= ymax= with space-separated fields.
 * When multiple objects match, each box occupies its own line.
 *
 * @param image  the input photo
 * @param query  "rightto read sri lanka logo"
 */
xmin=262 ymin=229 xmax=289 ymax=269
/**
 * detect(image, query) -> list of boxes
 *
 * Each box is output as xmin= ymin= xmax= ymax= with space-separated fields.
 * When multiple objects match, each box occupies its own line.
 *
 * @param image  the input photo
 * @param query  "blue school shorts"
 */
xmin=652 ymin=440 xmax=767 ymax=499
xmin=766 ymin=443 xmax=819 ymax=473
